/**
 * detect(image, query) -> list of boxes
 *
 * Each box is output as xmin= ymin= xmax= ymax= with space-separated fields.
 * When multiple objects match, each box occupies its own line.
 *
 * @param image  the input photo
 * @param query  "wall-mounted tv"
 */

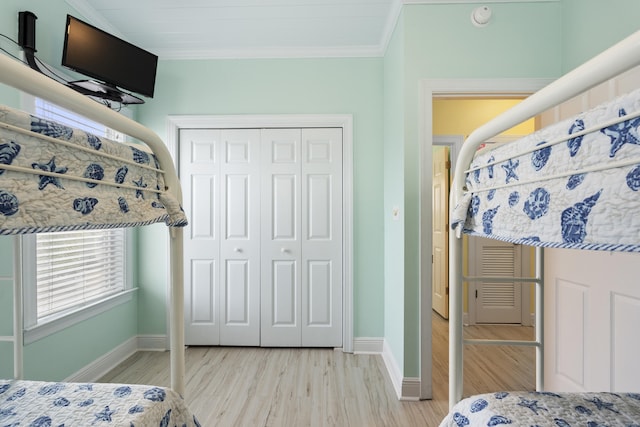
xmin=62 ymin=15 xmax=158 ymax=103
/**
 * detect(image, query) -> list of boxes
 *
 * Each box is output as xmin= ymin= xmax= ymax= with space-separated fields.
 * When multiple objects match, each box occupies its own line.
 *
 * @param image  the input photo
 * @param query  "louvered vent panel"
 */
xmin=481 ymin=246 xmax=515 ymax=307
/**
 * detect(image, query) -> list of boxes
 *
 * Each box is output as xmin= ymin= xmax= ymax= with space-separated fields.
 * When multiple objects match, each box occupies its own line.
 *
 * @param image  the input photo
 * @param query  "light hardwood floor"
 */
xmin=99 ymin=313 xmax=535 ymax=426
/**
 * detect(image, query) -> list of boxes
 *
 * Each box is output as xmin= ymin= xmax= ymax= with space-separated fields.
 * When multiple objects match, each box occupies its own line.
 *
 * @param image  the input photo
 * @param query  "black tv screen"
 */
xmin=62 ymin=15 xmax=158 ymax=98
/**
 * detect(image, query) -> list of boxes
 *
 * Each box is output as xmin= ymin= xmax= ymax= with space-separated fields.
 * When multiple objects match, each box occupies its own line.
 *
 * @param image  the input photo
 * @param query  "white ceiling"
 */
xmin=65 ymin=0 xmax=551 ymax=60
xmin=65 ymin=0 xmax=404 ymax=59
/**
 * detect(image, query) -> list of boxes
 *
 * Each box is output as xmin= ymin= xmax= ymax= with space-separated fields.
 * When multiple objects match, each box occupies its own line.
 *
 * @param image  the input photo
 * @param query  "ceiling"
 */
xmin=65 ymin=0 xmax=406 ymax=59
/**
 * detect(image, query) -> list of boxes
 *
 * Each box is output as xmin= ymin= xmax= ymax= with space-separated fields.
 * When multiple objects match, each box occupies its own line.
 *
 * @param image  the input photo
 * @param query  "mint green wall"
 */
xmin=561 ymin=0 xmax=640 ymax=71
xmin=23 ymin=296 xmax=138 ymax=380
xmin=136 ymin=224 xmax=168 ymax=334
xmin=383 ymin=13 xmax=406 ymax=372
xmin=0 ymin=0 xmax=140 ymax=381
xmin=135 ymin=57 xmax=385 ymax=338
xmin=385 ymin=2 xmax=563 ymax=378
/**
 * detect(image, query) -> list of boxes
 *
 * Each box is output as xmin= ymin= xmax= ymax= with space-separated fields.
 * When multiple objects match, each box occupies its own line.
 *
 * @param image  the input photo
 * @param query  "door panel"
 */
xmin=301 ymin=128 xmax=342 ymax=347
xmin=272 ymin=260 xmax=297 ymax=325
xmin=181 ymin=129 xmax=261 ymax=346
xmin=432 ymin=146 xmax=449 ymax=319
xmin=261 ymin=129 xmax=302 ymax=346
xmin=181 ymin=129 xmax=221 ymax=345
xmin=190 ymin=260 xmax=216 ymax=323
xmin=219 ymin=129 xmax=261 ymax=346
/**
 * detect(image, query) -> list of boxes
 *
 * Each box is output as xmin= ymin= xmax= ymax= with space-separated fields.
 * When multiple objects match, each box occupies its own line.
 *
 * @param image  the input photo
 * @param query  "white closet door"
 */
xmin=219 ymin=129 xmax=261 ymax=346
xmin=260 ymin=128 xmax=343 ymax=347
xmin=180 ymin=129 xmax=221 ymax=345
xmin=300 ymin=128 xmax=343 ymax=347
xmin=260 ymin=129 xmax=303 ymax=346
xmin=181 ymin=129 xmax=261 ymax=346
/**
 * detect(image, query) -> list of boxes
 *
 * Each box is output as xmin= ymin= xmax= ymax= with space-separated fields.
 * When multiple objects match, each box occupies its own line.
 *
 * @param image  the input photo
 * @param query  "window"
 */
xmin=35 ymin=230 xmax=126 ymax=319
xmin=22 ymin=99 xmax=132 ymax=341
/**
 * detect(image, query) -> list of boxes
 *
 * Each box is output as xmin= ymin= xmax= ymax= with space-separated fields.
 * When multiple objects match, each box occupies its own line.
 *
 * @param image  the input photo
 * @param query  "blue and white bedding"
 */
xmin=440 ymin=391 xmax=640 ymax=427
xmin=0 ymin=105 xmax=187 ymax=235
xmin=0 ymin=379 xmax=200 ymax=426
xmin=452 ymin=87 xmax=640 ymax=252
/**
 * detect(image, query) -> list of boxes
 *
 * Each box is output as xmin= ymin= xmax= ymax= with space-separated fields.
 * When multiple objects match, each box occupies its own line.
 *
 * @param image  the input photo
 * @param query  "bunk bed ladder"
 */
xmin=449 ymin=246 xmax=544 ymax=406
xmin=462 ymin=247 xmax=544 ymax=388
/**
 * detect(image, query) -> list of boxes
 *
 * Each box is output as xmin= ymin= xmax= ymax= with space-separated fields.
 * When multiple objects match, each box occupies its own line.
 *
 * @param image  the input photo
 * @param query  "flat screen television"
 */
xmin=62 ymin=15 xmax=158 ymax=103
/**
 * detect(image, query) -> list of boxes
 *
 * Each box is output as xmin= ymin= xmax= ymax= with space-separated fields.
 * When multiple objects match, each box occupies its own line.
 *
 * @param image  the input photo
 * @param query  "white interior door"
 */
xmin=432 ymin=146 xmax=449 ymax=319
xmin=181 ymin=129 xmax=261 ymax=346
xmin=260 ymin=128 xmax=343 ymax=347
xmin=219 ymin=129 xmax=261 ymax=346
xmin=471 ymin=236 xmax=522 ymax=324
xmin=260 ymin=129 xmax=302 ymax=346
xmin=301 ymin=128 xmax=343 ymax=347
xmin=181 ymin=129 xmax=221 ymax=345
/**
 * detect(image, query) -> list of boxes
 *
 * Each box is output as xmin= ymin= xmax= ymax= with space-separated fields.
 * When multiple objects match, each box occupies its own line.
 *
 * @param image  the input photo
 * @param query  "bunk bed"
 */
xmin=441 ymin=30 xmax=640 ymax=426
xmin=0 ymin=52 xmax=199 ymax=425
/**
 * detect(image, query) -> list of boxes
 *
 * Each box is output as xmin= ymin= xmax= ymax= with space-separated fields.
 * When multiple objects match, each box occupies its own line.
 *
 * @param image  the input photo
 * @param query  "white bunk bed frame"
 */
xmin=0 ymin=53 xmax=186 ymax=396
xmin=448 ymin=30 xmax=640 ymax=408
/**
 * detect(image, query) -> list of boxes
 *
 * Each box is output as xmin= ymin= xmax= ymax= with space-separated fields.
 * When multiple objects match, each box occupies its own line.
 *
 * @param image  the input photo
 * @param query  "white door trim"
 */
xmin=418 ymin=77 xmax=554 ymax=399
xmin=166 ymin=114 xmax=354 ymax=353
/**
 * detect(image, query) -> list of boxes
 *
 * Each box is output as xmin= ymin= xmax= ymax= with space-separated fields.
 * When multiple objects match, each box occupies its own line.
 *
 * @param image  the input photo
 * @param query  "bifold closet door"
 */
xmin=260 ymin=128 xmax=343 ymax=347
xmin=181 ymin=129 xmax=261 ymax=346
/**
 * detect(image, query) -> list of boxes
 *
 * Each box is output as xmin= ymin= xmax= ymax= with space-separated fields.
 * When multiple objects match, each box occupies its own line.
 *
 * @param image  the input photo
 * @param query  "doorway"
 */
xmin=418 ymin=77 xmax=553 ymax=399
xmin=431 ymin=99 xmax=533 ymax=326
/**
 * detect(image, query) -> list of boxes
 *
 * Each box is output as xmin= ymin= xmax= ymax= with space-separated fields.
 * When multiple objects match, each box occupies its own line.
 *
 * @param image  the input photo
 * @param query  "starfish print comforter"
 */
xmin=451 ymin=87 xmax=640 ymax=252
xmin=0 ymin=380 xmax=200 ymax=426
xmin=0 ymin=105 xmax=187 ymax=235
xmin=440 ymin=391 xmax=640 ymax=426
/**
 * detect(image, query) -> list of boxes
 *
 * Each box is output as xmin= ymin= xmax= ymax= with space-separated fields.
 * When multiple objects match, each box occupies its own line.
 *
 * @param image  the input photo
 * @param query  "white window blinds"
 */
xmin=32 ymin=99 xmax=128 ymax=322
xmin=36 ymin=230 xmax=126 ymax=319
xmin=35 ymin=98 xmax=126 ymax=143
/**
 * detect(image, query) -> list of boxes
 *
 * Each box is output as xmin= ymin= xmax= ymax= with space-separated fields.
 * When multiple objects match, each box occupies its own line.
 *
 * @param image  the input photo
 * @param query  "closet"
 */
xmin=180 ymin=127 xmax=343 ymax=348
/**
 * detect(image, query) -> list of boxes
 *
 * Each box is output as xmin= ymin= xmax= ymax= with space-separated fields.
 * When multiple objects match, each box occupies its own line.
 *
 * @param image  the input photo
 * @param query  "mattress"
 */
xmin=0 ymin=379 xmax=200 ymax=426
xmin=0 ymin=105 xmax=187 ymax=235
xmin=440 ymin=391 xmax=640 ymax=427
xmin=451 ymin=87 xmax=640 ymax=252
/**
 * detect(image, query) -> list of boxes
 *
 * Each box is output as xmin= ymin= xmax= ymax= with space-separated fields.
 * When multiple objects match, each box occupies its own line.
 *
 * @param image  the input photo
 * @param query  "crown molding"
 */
xmin=156 ymin=45 xmax=384 ymax=60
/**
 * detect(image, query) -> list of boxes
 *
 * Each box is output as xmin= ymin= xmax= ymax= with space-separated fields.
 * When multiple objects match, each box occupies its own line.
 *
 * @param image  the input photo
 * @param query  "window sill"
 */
xmin=23 ymin=288 xmax=138 ymax=345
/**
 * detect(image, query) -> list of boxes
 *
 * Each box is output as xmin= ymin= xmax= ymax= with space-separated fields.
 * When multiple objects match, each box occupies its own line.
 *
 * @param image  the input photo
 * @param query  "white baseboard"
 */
xmin=379 ymin=339 xmax=422 ymax=401
xmin=353 ymin=337 xmax=384 ymax=354
xmin=137 ymin=334 xmax=167 ymax=351
xmin=400 ymin=377 xmax=421 ymax=401
xmin=65 ymin=334 xmax=167 ymax=382
xmin=381 ymin=339 xmax=403 ymax=399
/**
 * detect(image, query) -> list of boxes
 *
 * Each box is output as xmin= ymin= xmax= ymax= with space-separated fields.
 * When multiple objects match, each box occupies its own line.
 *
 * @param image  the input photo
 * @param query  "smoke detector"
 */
xmin=471 ymin=6 xmax=492 ymax=27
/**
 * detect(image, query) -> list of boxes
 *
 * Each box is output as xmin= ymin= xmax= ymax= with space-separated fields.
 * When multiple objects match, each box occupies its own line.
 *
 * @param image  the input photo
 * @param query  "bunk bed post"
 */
xmin=13 ymin=236 xmax=24 ymax=379
xmin=535 ymin=246 xmax=544 ymax=391
xmin=448 ymin=215 xmax=464 ymax=408
xmin=169 ymin=228 xmax=185 ymax=396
